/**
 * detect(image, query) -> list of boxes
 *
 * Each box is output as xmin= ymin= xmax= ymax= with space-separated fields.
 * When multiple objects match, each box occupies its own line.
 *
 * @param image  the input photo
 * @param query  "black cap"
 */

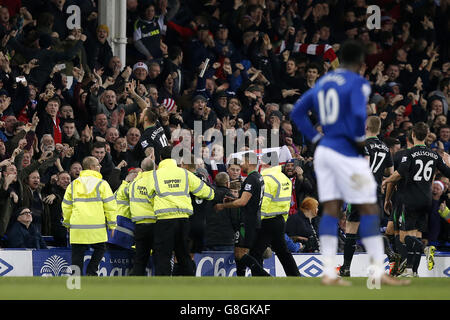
xmin=193 ymin=94 xmax=207 ymax=103
xmin=217 ymin=23 xmax=227 ymax=30
xmin=216 ymin=91 xmax=228 ymax=99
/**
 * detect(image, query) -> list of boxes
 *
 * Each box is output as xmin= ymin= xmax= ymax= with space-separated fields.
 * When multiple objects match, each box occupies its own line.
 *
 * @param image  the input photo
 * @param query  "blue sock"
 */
xmin=318 ymin=214 xmax=339 ymax=278
xmin=319 ymin=214 xmax=338 ymax=237
xmin=359 ymin=214 xmax=380 ymax=238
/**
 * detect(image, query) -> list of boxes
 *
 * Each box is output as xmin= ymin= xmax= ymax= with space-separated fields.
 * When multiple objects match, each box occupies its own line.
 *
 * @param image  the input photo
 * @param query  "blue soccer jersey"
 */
xmin=291 ymin=68 xmax=371 ymax=157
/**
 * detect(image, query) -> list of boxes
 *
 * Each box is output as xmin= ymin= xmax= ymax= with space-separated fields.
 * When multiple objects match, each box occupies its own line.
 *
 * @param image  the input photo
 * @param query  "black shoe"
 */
xmin=339 ymin=266 xmax=350 ymax=277
xmin=397 ymin=258 xmax=407 ymax=276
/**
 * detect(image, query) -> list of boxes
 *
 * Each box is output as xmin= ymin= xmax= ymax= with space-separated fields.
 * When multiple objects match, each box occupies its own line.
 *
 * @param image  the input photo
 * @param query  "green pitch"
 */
xmin=0 ymin=277 xmax=449 ymax=300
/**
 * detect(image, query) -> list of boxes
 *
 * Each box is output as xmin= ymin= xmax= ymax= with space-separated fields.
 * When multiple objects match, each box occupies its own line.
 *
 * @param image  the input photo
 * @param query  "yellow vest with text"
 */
xmin=261 ymin=166 xmax=292 ymax=220
xmin=143 ymin=159 xmax=215 ymax=220
xmin=129 ymin=171 xmax=156 ymax=224
xmin=62 ymin=170 xmax=117 ymax=244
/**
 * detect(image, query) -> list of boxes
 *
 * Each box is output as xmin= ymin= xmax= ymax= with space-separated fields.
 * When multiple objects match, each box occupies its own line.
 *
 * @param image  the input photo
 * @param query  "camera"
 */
xmin=293 ymin=158 xmax=304 ymax=168
xmin=16 ymin=76 xmax=26 ymax=83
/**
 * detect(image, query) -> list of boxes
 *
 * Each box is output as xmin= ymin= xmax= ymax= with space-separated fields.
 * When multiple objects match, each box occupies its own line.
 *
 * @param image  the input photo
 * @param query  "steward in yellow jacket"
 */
xmin=128 ymin=157 xmax=156 ymax=276
xmin=62 ymin=156 xmax=117 ymax=276
xmin=249 ymin=163 xmax=300 ymax=276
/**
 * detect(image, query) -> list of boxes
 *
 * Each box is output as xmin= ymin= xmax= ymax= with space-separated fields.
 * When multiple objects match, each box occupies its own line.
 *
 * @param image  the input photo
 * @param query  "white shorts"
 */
xmin=313 ymin=145 xmax=377 ymax=204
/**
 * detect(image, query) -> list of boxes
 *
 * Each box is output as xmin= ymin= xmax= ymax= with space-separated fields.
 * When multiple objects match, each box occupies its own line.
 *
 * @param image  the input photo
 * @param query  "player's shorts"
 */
xmin=389 ymin=198 xmax=402 ymax=231
xmin=234 ymin=220 xmax=259 ymax=249
xmin=346 ymin=194 xmax=384 ymax=223
xmin=314 ymin=146 xmax=377 ymax=204
xmin=346 ymin=203 xmax=360 ymax=222
xmin=398 ymin=205 xmax=429 ymax=232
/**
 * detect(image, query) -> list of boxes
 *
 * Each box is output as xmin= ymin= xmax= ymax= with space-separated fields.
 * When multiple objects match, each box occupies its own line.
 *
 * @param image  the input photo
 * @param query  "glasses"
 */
xmin=19 ymin=211 xmax=32 ymax=216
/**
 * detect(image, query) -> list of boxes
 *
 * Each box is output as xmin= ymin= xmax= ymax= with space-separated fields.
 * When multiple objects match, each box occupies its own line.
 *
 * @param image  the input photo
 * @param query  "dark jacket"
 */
xmin=20 ymin=185 xmax=51 ymax=236
xmin=286 ymin=210 xmax=320 ymax=253
xmin=46 ymin=184 xmax=68 ymax=247
xmin=182 ymin=107 xmax=217 ymax=132
xmin=5 ymin=221 xmax=47 ymax=249
xmin=0 ymin=187 xmax=14 ymax=238
xmin=7 ymin=37 xmax=84 ymax=90
xmin=205 ymin=186 xmax=240 ymax=248
xmin=84 ymin=37 xmax=113 ymax=70
xmin=100 ymin=152 xmax=122 ymax=192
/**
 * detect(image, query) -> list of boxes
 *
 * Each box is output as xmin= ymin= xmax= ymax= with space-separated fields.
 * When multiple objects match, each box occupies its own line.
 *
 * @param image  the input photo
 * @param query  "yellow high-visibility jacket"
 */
xmin=62 ymin=170 xmax=117 ymax=244
xmin=129 ymin=171 xmax=156 ymax=224
xmin=261 ymin=166 xmax=292 ymax=221
xmin=115 ymin=180 xmax=131 ymax=219
xmin=141 ymin=159 xmax=215 ymax=220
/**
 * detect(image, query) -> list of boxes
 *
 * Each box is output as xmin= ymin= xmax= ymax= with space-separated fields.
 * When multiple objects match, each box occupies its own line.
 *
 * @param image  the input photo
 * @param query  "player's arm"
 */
xmin=436 ymin=154 xmax=450 ymax=178
xmin=384 ymin=151 xmax=410 ymax=190
xmin=382 ymin=170 xmax=401 ymax=186
xmin=291 ymin=89 xmax=322 ymax=144
xmin=364 ymin=146 xmax=370 ymax=162
xmin=350 ymin=82 xmax=371 ymax=154
xmin=384 ymin=165 xmax=394 ymax=177
xmin=384 ymin=151 xmax=394 ymax=177
xmin=383 ymin=172 xmax=397 ymax=215
xmin=215 ymin=191 xmax=252 ymax=211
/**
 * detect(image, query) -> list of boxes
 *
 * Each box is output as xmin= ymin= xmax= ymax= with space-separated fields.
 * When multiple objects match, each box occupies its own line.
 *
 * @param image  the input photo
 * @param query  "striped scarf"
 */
xmin=279 ymin=41 xmax=339 ymax=69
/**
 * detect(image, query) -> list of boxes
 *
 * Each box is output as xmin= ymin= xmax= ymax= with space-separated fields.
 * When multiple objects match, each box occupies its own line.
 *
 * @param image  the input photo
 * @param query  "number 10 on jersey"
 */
xmin=318 ymin=88 xmax=339 ymax=125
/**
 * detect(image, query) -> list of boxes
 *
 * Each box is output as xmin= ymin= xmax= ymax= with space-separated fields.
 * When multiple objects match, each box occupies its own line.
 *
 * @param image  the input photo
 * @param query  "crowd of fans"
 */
xmin=0 ymin=0 xmax=448 ymax=252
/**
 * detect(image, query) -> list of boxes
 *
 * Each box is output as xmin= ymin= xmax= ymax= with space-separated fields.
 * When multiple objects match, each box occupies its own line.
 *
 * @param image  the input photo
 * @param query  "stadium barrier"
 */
xmin=0 ymin=249 xmax=448 ymax=277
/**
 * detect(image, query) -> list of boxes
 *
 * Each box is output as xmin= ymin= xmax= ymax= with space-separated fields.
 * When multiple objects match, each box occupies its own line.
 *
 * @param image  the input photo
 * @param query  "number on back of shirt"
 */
xmin=318 ymin=88 xmax=339 ymax=125
xmin=413 ymin=159 xmax=433 ymax=181
xmin=370 ymin=151 xmax=386 ymax=173
xmin=159 ymin=135 xmax=169 ymax=147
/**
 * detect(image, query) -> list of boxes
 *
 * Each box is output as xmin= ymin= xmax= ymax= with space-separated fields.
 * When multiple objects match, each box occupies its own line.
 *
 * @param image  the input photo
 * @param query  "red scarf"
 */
xmin=52 ymin=117 xmax=62 ymax=144
xmin=289 ymin=176 xmax=298 ymax=215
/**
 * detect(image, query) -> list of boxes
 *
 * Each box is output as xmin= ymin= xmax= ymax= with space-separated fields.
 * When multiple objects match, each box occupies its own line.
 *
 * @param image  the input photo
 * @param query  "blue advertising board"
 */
xmin=193 ymin=251 xmax=275 ymax=277
xmin=32 ymin=248 xmax=143 ymax=276
xmin=31 ymin=249 xmax=276 ymax=277
xmin=25 ymin=249 xmax=450 ymax=277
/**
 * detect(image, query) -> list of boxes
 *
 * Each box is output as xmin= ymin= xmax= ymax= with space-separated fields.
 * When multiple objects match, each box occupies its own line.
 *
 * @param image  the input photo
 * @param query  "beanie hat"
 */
xmin=434 ymin=180 xmax=445 ymax=192
xmin=133 ymin=62 xmax=148 ymax=72
xmin=162 ymin=98 xmax=176 ymax=113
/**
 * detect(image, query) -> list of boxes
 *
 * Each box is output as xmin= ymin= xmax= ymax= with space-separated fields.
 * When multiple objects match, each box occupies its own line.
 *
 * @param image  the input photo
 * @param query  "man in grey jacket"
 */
xmin=88 ymin=80 xmax=148 ymax=126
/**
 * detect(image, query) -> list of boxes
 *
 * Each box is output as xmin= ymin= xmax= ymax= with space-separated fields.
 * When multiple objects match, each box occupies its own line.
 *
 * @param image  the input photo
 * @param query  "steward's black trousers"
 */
xmin=249 ymin=215 xmax=300 ymax=276
xmin=71 ymin=242 xmax=106 ymax=276
xmin=130 ymin=223 xmax=155 ymax=276
xmin=153 ymin=218 xmax=194 ymax=276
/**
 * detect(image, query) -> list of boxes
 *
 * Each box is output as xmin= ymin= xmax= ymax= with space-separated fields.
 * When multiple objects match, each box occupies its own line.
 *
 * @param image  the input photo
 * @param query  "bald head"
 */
xmin=140 ymin=157 xmax=155 ymax=171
